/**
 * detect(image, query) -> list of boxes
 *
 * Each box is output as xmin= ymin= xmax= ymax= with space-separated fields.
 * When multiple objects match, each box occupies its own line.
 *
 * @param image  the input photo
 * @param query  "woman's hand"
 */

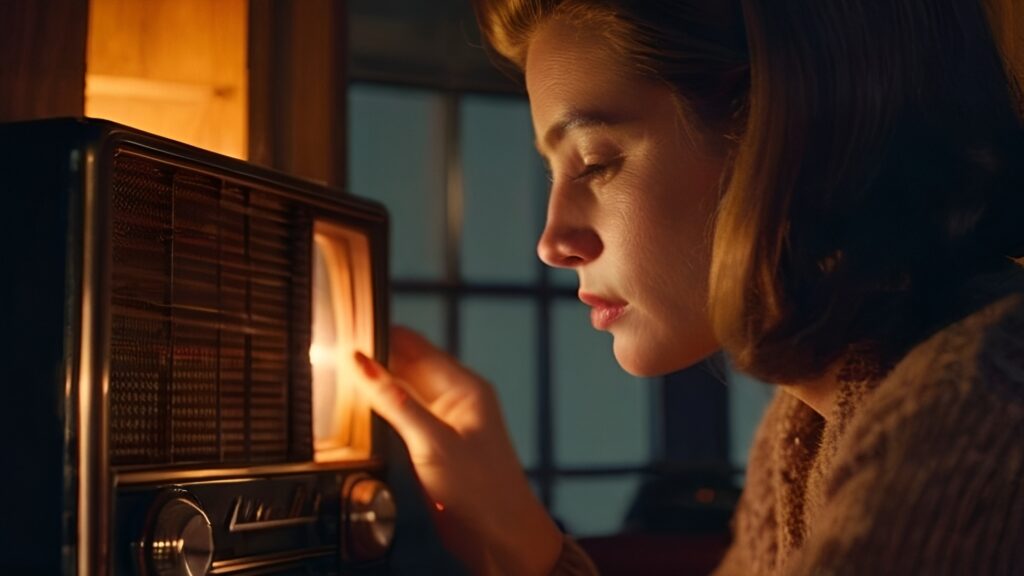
xmin=352 ymin=326 xmax=563 ymax=576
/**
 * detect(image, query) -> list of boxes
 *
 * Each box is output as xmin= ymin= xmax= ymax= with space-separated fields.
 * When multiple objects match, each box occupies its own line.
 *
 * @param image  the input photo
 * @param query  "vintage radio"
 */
xmin=0 ymin=118 xmax=396 ymax=575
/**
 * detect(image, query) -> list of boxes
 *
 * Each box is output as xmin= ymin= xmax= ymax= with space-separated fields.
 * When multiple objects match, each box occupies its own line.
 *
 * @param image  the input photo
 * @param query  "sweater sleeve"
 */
xmin=783 ymin=299 xmax=1024 ymax=575
xmin=548 ymin=535 xmax=599 ymax=575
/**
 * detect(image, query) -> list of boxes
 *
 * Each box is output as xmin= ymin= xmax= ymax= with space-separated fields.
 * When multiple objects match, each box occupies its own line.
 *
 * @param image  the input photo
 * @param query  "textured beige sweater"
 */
xmin=552 ymin=271 xmax=1024 ymax=575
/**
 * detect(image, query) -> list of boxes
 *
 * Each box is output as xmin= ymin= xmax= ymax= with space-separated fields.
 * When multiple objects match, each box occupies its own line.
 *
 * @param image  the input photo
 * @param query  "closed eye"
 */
xmin=574 ymin=163 xmax=607 ymax=181
xmin=543 ymin=164 xmax=605 ymax=184
xmin=574 ymin=154 xmax=624 ymax=182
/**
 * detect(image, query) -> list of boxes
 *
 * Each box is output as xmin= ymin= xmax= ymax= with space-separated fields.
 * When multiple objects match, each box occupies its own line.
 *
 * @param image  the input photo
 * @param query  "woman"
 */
xmin=353 ymin=0 xmax=1024 ymax=574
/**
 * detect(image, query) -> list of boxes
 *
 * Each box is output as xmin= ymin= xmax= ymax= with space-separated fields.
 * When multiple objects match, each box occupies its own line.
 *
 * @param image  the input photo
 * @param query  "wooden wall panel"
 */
xmin=85 ymin=0 xmax=248 ymax=158
xmin=0 ymin=0 xmax=89 ymax=121
xmin=249 ymin=0 xmax=347 ymax=187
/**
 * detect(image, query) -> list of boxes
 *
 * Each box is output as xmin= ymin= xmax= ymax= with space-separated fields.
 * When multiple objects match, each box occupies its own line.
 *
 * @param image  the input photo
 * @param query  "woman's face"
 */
xmin=527 ymin=17 xmax=725 ymax=376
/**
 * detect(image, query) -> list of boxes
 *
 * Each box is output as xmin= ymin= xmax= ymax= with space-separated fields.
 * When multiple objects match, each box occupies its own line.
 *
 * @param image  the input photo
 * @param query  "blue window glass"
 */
xmin=392 ymin=294 xmax=446 ymax=350
xmin=549 ymin=267 xmax=578 ymax=289
xmin=459 ymin=298 xmax=538 ymax=467
xmin=349 ymin=84 xmax=447 ymax=280
xmin=552 ymin=300 xmax=652 ymax=467
xmin=460 ymin=95 xmax=546 ymax=283
xmin=553 ymin=475 xmax=642 ymax=537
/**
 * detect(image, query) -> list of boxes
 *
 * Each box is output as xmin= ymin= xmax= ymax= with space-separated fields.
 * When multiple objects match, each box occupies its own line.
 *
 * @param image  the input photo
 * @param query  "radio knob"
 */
xmin=343 ymin=476 xmax=396 ymax=561
xmin=146 ymin=493 xmax=214 ymax=576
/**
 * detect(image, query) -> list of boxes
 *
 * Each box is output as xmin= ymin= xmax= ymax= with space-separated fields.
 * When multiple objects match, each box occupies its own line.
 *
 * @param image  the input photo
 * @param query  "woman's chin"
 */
xmin=612 ymin=333 xmax=719 ymax=377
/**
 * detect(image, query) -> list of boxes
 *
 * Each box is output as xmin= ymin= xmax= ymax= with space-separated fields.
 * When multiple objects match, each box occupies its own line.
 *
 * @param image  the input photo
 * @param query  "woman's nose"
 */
xmin=536 ymin=218 xmax=602 ymax=269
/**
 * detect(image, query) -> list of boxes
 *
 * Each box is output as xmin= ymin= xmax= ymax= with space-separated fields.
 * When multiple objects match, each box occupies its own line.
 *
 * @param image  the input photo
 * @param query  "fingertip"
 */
xmin=350 ymin=361 xmax=444 ymax=455
xmin=351 ymin=351 xmax=412 ymax=418
xmin=351 ymin=351 xmax=398 ymax=413
xmin=353 ymin=350 xmax=381 ymax=379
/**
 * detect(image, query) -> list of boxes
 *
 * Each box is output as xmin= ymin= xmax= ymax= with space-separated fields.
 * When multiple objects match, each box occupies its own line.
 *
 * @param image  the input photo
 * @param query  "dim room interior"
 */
xmin=0 ymin=1 xmax=778 ymax=574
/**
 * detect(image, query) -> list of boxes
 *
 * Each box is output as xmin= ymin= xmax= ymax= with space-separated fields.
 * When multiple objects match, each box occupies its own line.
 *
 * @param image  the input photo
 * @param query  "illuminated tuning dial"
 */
xmin=144 ymin=491 xmax=214 ymax=576
xmin=342 ymin=475 xmax=397 ymax=561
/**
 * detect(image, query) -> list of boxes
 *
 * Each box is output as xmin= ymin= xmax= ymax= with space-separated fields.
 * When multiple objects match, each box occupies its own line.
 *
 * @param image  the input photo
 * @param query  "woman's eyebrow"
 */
xmin=535 ymin=109 xmax=623 ymax=153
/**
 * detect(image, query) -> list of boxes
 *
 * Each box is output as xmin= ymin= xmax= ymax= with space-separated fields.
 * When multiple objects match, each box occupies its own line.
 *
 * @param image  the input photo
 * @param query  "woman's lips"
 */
xmin=579 ymin=292 xmax=628 ymax=330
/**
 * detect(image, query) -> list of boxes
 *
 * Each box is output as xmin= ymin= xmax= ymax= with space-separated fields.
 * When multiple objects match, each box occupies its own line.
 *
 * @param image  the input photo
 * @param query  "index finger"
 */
xmin=351 ymin=351 xmax=453 ymax=456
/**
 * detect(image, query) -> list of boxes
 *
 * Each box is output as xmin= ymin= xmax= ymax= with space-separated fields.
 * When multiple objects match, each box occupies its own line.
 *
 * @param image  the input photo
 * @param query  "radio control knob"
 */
xmin=343 ymin=476 xmax=396 ymax=561
xmin=146 ymin=493 xmax=214 ymax=576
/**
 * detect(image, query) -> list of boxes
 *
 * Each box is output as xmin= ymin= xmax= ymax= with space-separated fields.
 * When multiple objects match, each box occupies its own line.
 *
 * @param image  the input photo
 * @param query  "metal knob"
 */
xmin=343 ymin=476 xmax=396 ymax=561
xmin=146 ymin=493 xmax=214 ymax=576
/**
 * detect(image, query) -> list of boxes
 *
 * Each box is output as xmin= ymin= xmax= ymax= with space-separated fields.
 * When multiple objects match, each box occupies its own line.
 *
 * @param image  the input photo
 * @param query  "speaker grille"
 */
xmin=108 ymin=150 xmax=312 ymax=467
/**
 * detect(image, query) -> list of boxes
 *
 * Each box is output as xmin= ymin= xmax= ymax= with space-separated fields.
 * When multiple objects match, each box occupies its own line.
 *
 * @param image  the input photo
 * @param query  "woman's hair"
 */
xmin=472 ymin=0 xmax=1024 ymax=382
xmin=473 ymin=1 xmax=749 ymax=146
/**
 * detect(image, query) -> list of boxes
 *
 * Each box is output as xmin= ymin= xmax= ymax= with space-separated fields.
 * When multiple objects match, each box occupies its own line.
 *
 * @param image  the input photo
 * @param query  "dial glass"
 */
xmin=311 ymin=222 xmax=375 ymax=461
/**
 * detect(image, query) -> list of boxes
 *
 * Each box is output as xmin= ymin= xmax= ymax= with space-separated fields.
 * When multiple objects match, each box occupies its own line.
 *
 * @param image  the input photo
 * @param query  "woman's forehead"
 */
xmin=525 ymin=18 xmax=654 ymax=134
xmin=525 ymin=18 xmax=634 ymax=94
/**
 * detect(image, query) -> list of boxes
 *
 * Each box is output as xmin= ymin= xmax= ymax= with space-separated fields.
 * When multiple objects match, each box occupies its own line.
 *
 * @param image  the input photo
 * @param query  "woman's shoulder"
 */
xmin=881 ymin=266 xmax=1024 ymax=411
xmin=789 ymin=271 xmax=1024 ymax=574
xmin=842 ymin=266 xmax=1024 ymax=463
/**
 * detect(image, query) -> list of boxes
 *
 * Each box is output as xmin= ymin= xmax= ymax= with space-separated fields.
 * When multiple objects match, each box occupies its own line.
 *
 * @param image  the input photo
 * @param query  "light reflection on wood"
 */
xmin=85 ymin=0 xmax=247 ymax=159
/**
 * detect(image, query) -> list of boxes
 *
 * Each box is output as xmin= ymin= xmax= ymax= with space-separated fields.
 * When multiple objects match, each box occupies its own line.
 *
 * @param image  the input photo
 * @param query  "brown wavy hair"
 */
xmin=472 ymin=0 xmax=1024 ymax=382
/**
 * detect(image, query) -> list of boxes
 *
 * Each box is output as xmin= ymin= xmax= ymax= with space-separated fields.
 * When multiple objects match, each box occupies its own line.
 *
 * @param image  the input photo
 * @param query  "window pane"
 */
xmin=348 ymin=83 xmax=446 ymax=280
xmin=459 ymin=298 xmax=538 ymax=467
xmin=727 ymin=364 xmax=775 ymax=474
xmin=460 ymin=95 xmax=545 ymax=283
xmin=392 ymin=294 xmax=446 ymax=350
xmin=549 ymin=267 xmax=578 ymax=289
xmin=553 ymin=475 xmax=641 ymax=537
xmin=552 ymin=300 xmax=652 ymax=467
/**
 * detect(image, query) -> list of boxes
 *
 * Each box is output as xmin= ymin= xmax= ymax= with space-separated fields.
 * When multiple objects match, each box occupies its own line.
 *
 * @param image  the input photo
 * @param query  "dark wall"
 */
xmin=348 ymin=0 xmax=518 ymax=92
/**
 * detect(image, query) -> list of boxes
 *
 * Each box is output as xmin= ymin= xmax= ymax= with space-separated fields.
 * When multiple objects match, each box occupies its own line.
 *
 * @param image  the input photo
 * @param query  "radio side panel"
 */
xmin=0 ymin=119 xmax=89 ymax=575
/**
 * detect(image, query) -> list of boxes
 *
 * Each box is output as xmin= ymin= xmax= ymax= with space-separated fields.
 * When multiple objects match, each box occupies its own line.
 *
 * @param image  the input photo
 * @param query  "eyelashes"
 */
xmin=574 ymin=163 xmax=608 ymax=182
xmin=542 ymin=165 xmax=605 ymax=183
xmin=545 ymin=157 xmax=621 ymax=184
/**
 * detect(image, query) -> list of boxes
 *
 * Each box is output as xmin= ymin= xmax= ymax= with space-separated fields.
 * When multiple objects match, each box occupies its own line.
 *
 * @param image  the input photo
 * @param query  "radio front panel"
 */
xmin=0 ymin=118 xmax=394 ymax=575
xmin=115 ymin=471 xmax=395 ymax=575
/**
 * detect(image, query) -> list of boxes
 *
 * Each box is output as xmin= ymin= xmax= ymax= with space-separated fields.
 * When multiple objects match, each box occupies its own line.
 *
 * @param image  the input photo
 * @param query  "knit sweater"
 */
xmin=551 ymin=270 xmax=1024 ymax=575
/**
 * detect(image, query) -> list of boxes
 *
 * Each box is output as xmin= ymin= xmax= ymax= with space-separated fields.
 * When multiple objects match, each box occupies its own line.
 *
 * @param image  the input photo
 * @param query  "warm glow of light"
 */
xmin=695 ymin=488 xmax=716 ymax=504
xmin=308 ymin=343 xmax=333 ymax=368
xmin=85 ymin=0 xmax=248 ymax=159
xmin=311 ymin=224 xmax=375 ymax=462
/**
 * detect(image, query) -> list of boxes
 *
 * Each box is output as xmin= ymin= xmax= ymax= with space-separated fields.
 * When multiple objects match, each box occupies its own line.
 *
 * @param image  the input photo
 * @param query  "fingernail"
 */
xmin=354 ymin=351 xmax=380 ymax=379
